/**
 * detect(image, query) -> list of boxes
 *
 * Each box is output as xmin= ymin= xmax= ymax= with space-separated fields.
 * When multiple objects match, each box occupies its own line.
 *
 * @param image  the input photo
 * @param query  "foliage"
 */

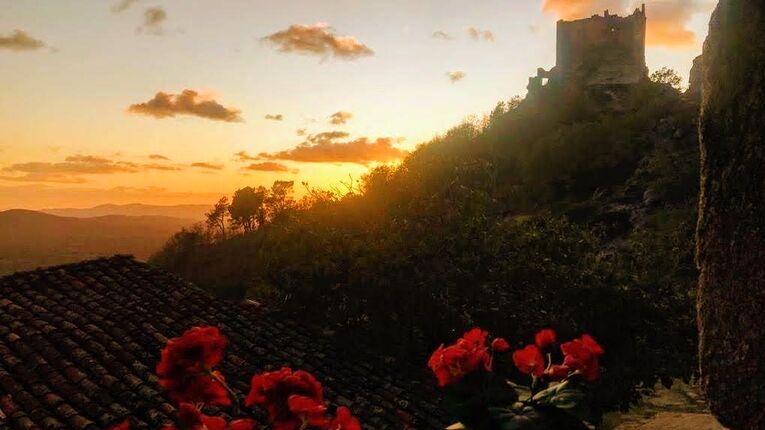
xmin=109 ymin=326 xmax=361 ymax=430
xmin=650 ymin=67 xmax=683 ymax=90
xmin=152 ymin=77 xmax=700 ymax=411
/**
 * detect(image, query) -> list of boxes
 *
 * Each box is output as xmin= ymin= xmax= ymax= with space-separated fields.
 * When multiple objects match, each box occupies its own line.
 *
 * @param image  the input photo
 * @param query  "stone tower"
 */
xmin=529 ymin=5 xmax=648 ymax=92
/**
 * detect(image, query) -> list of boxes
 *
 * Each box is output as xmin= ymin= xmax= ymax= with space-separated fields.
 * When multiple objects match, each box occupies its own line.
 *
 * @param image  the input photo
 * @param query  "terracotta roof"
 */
xmin=0 ymin=256 xmax=447 ymax=429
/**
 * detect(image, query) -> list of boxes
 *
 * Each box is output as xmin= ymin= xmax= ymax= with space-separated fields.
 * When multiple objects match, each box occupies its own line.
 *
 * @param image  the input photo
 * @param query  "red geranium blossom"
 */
xmin=287 ymin=395 xmax=329 ymax=428
xmin=534 ymin=329 xmax=557 ymax=350
xmin=245 ymin=367 xmax=324 ymax=430
xmin=512 ymin=345 xmax=545 ymax=377
xmin=329 ymin=407 xmax=362 ymax=430
xmin=157 ymin=326 xmax=231 ymax=406
xmin=561 ymin=334 xmax=604 ymax=382
xmin=545 ymin=364 xmax=571 ymax=381
xmin=106 ymin=421 xmax=131 ymax=430
xmin=428 ymin=327 xmax=493 ymax=387
xmin=161 ymin=403 xmax=258 ymax=430
xmin=491 ymin=337 xmax=510 ymax=353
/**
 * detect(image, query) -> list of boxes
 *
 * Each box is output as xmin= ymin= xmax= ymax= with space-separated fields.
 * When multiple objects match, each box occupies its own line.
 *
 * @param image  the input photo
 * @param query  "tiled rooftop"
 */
xmin=0 ymin=256 xmax=446 ymax=429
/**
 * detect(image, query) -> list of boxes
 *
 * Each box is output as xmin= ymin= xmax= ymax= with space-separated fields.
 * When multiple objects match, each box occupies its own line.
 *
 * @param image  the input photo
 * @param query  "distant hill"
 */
xmin=0 ymin=209 xmax=197 ymax=275
xmin=42 ymin=203 xmax=210 ymax=220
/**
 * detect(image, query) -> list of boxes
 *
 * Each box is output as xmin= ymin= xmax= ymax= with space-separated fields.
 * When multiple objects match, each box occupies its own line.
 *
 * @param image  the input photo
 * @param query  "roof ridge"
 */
xmin=0 ymin=254 xmax=138 ymax=281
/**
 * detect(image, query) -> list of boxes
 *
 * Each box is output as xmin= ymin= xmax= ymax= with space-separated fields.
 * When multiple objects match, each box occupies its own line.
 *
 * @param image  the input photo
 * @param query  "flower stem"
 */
xmin=208 ymin=369 xmax=241 ymax=416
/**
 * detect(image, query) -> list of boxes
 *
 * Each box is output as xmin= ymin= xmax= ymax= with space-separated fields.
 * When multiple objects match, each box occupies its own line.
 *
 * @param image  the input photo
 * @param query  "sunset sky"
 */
xmin=0 ymin=0 xmax=714 ymax=210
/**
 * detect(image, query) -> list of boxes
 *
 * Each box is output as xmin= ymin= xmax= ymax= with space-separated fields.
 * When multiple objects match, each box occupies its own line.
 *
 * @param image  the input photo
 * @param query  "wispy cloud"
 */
xmin=432 ymin=31 xmax=453 ymax=40
xmin=257 ymin=133 xmax=407 ymax=165
xmin=128 ymin=89 xmax=243 ymax=122
xmin=148 ymin=154 xmax=170 ymax=160
xmin=465 ymin=27 xmax=495 ymax=42
xmin=190 ymin=162 xmax=224 ymax=171
xmin=112 ymin=0 xmax=141 ymax=13
xmin=329 ymin=111 xmax=353 ymax=125
xmin=0 ymin=154 xmax=181 ymax=183
xmin=244 ymin=162 xmax=291 ymax=172
xmin=446 ymin=71 xmax=466 ymax=83
xmin=263 ymin=23 xmax=374 ymax=60
xmin=0 ymin=30 xmax=46 ymax=51
xmin=138 ymin=7 xmax=168 ymax=35
xmin=296 ymin=128 xmax=307 ymax=137
xmin=265 ymin=113 xmax=284 ymax=121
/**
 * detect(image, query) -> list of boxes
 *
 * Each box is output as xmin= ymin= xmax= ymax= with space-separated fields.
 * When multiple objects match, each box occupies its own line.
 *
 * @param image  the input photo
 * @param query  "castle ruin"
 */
xmin=530 ymin=5 xmax=647 ymax=92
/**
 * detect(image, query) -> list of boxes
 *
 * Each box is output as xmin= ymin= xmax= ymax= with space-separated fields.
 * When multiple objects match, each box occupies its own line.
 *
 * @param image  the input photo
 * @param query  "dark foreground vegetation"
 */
xmin=152 ymin=72 xmax=700 ymax=416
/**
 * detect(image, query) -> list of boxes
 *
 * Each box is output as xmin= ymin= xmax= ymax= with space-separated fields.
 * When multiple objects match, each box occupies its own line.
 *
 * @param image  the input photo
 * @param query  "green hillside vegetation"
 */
xmin=151 ymin=73 xmax=700 ymax=415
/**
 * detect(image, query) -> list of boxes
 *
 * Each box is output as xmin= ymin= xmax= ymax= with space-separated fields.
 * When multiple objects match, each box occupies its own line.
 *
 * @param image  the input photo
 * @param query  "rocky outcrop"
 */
xmin=697 ymin=1 xmax=765 ymax=428
xmin=685 ymin=55 xmax=703 ymax=102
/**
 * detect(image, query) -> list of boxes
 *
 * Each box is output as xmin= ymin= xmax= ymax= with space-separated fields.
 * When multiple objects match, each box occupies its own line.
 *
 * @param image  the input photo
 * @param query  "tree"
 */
xmin=229 ymin=186 xmax=267 ymax=233
xmin=650 ymin=67 xmax=683 ymax=90
xmin=266 ymin=181 xmax=295 ymax=222
xmin=205 ymin=197 xmax=229 ymax=241
xmin=697 ymin=1 xmax=765 ymax=428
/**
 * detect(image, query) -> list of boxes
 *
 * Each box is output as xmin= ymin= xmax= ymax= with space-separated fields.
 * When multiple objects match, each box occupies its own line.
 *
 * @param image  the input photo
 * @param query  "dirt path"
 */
xmin=600 ymin=381 xmax=727 ymax=430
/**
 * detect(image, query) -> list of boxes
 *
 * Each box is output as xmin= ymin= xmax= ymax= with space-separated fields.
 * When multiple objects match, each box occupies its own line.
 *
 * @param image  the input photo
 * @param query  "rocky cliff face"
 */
xmin=697 ymin=1 xmax=765 ymax=428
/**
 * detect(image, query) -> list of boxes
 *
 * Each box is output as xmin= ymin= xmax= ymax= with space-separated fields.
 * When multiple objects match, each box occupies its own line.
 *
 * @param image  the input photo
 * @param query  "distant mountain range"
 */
xmin=42 ymin=203 xmax=211 ymax=220
xmin=0 ymin=209 xmax=197 ymax=275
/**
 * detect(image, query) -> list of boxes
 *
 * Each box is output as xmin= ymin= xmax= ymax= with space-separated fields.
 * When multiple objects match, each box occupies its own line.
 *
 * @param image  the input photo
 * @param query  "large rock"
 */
xmin=697 ymin=1 xmax=765 ymax=428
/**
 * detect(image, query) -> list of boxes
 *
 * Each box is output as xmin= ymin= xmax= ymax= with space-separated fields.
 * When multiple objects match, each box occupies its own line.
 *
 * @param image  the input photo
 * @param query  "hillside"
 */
xmin=0 ymin=209 xmax=195 ymax=275
xmin=152 ymin=76 xmax=701 ymax=413
xmin=42 ymin=203 xmax=210 ymax=220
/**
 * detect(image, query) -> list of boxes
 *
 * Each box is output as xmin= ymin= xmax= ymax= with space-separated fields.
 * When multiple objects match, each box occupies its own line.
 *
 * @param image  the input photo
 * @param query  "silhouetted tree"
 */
xmin=229 ymin=186 xmax=267 ymax=233
xmin=650 ymin=67 xmax=683 ymax=90
xmin=205 ymin=197 xmax=229 ymax=241
xmin=266 ymin=181 xmax=295 ymax=222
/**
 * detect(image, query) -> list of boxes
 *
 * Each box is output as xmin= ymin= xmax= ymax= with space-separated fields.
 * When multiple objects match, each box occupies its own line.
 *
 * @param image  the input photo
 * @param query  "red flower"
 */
xmin=534 ymin=329 xmax=557 ymax=350
xmin=512 ymin=345 xmax=545 ymax=377
xmin=545 ymin=364 xmax=571 ymax=381
xmin=228 ymin=418 xmax=257 ymax=430
xmin=229 ymin=420 xmax=258 ymax=430
xmin=107 ymin=421 xmax=130 ymax=430
xmin=491 ymin=337 xmax=510 ymax=353
xmin=329 ymin=407 xmax=361 ymax=430
xmin=162 ymin=403 xmax=228 ymax=430
xmin=245 ymin=367 xmax=324 ymax=430
xmin=157 ymin=326 xmax=231 ymax=406
xmin=428 ymin=328 xmax=493 ymax=387
xmin=287 ymin=395 xmax=329 ymax=428
xmin=560 ymin=334 xmax=604 ymax=382
xmin=161 ymin=403 xmax=258 ymax=430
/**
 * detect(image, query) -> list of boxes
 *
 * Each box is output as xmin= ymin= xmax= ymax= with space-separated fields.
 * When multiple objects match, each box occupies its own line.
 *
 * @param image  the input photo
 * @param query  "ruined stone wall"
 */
xmin=553 ymin=8 xmax=647 ymax=86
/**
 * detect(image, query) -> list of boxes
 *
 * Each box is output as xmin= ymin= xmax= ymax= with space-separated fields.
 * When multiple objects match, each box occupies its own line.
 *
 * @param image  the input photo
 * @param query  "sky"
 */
xmin=0 ymin=0 xmax=715 ymax=210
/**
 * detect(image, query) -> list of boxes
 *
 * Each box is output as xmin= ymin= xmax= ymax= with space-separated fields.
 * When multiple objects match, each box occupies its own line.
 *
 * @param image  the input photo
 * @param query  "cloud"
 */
xmin=329 ymin=111 xmax=352 ymax=125
xmin=244 ymin=162 xmax=291 ymax=172
xmin=128 ymin=90 xmax=243 ymax=122
xmin=296 ymin=128 xmax=307 ymax=136
xmin=263 ymin=23 xmax=374 ymax=60
xmin=0 ymin=154 xmax=181 ymax=183
xmin=149 ymin=154 xmax=170 ymax=160
xmin=432 ymin=31 xmax=453 ymax=40
xmin=447 ymin=71 xmax=466 ymax=83
xmin=138 ymin=7 xmax=167 ymax=35
xmin=191 ymin=162 xmax=224 ymax=170
xmin=112 ymin=0 xmax=140 ymax=13
xmin=234 ymin=151 xmax=259 ymax=162
xmin=542 ymin=0 xmax=713 ymax=48
xmin=465 ymin=27 xmax=495 ymax=42
xmin=265 ymin=114 xmax=284 ymax=121
xmin=0 ymin=184 xmax=222 ymax=211
xmin=643 ymin=1 xmax=715 ymax=47
xmin=0 ymin=30 xmax=46 ymax=51
xmin=257 ymin=133 xmax=407 ymax=165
